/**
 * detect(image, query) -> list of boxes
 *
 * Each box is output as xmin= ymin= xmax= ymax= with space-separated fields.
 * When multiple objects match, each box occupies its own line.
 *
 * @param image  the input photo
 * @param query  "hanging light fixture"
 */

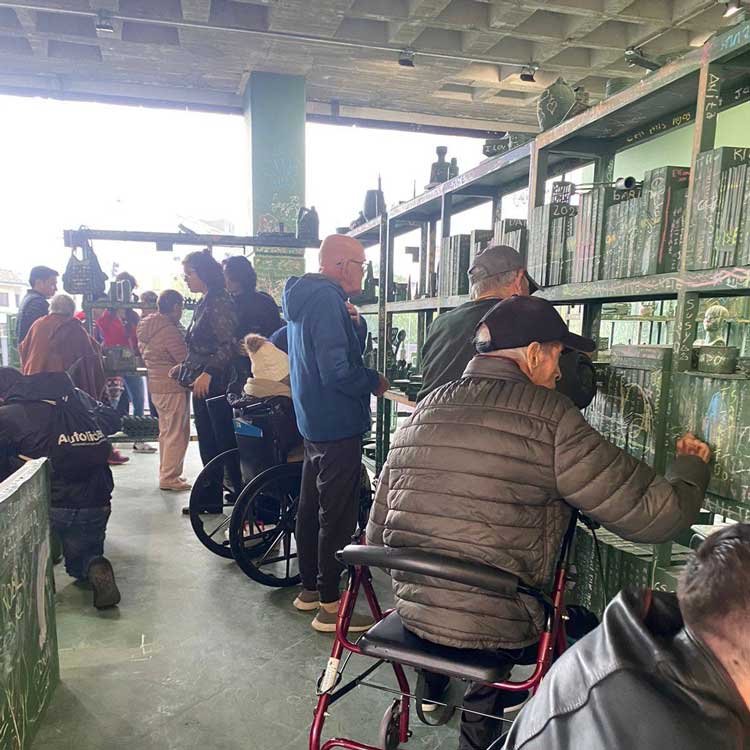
xmin=723 ymin=0 xmax=742 ymax=17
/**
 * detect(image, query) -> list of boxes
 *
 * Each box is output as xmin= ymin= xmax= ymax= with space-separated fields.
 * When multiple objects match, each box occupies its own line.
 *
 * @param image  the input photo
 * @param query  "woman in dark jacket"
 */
xmin=181 ymin=249 xmax=238 ymax=513
xmin=222 ymin=256 xmax=282 ymax=340
xmin=222 ymin=256 xmax=283 ymax=400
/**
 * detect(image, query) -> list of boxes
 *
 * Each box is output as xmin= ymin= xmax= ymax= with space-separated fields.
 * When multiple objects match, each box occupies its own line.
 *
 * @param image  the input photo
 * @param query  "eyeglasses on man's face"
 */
xmin=337 ymin=259 xmax=367 ymax=271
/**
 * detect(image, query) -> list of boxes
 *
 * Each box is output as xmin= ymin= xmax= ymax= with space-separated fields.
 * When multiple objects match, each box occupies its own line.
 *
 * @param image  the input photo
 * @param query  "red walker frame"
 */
xmin=309 ymin=513 xmax=578 ymax=750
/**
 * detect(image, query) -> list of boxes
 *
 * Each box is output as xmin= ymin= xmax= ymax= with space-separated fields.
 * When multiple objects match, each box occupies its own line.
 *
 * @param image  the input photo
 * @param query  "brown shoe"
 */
xmin=293 ymin=589 xmax=320 ymax=611
xmin=312 ymin=603 xmax=373 ymax=633
xmin=160 ymin=480 xmax=192 ymax=492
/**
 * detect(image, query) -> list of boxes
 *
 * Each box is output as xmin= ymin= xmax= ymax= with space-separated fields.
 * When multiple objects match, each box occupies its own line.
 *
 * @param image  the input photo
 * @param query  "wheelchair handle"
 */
xmin=338 ymin=545 xmax=519 ymax=599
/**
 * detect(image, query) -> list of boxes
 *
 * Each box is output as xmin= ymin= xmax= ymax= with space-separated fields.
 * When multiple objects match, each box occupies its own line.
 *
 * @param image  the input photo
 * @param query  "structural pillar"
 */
xmin=243 ymin=72 xmax=307 ymax=301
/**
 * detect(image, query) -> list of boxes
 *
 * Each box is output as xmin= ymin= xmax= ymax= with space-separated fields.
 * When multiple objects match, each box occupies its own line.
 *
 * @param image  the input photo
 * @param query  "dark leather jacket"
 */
xmin=184 ymin=288 xmax=237 ymax=386
xmin=505 ymin=589 xmax=750 ymax=750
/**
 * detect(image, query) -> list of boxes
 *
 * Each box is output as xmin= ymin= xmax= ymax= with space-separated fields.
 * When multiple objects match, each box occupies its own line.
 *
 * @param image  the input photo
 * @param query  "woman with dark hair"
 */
xmin=222 ymin=256 xmax=282 ymax=339
xmin=178 ymin=249 xmax=237 ymax=512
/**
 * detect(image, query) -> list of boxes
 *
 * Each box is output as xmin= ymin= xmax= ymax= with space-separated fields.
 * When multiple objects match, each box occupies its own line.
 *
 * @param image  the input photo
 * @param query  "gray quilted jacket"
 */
xmin=366 ymin=355 xmax=710 ymax=651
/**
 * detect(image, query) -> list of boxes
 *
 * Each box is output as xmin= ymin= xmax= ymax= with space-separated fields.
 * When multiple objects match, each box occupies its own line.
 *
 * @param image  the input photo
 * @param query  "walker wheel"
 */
xmin=378 ymin=699 xmax=403 ymax=750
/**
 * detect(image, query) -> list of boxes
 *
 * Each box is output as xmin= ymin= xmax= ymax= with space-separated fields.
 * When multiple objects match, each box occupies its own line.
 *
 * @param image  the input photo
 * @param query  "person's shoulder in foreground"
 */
xmin=504 ymin=524 xmax=750 ymax=750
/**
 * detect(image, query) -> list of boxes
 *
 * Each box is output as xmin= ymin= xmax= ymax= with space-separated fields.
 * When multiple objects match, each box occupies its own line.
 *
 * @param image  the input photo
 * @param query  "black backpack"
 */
xmin=48 ymin=390 xmax=111 ymax=480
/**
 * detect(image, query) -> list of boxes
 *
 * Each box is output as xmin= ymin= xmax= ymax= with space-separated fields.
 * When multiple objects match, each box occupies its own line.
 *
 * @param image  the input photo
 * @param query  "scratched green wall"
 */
xmin=0 ymin=460 xmax=59 ymax=750
xmin=614 ymin=100 xmax=750 ymax=178
xmin=244 ymin=72 xmax=307 ymax=302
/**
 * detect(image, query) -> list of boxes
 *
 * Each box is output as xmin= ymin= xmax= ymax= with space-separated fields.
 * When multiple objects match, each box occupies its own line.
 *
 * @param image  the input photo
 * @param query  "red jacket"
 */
xmin=96 ymin=309 xmax=138 ymax=351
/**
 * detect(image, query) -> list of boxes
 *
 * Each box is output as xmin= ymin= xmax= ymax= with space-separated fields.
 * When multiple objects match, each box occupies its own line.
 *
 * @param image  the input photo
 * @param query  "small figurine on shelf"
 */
xmin=364 ymin=176 xmax=386 ymax=220
xmin=426 ymin=146 xmax=450 ymax=189
xmin=449 ymin=157 xmax=459 ymax=179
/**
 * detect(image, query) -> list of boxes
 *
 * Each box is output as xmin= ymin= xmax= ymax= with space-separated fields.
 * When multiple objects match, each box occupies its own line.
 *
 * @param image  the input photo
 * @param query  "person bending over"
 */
xmin=0 ymin=368 xmax=120 ymax=609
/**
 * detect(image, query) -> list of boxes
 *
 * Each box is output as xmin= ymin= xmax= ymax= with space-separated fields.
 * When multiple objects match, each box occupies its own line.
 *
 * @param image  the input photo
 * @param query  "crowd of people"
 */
xmin=2 ymin=239 xmax=749 ymax=748
xmin=0 ymin=253 xmax=289 ymax=607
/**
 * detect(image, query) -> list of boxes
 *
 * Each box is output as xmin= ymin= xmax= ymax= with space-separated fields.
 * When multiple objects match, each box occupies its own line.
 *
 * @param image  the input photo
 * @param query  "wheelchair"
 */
xmin=310 ymin=512 xmax=579 ymax=750
xmin=189 ymin=394 xmax=372 ymax=588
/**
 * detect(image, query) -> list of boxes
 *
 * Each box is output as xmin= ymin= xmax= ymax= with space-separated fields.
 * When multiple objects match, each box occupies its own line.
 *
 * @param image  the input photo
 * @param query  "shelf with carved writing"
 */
xmin=539 ymin=266 xmax=750 ymax=304
xmin=702 ymin=494 xmax=750 ymax=523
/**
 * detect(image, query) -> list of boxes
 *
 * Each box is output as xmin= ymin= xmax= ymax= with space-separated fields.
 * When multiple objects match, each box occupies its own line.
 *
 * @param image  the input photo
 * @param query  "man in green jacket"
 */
xmin=417 ymin=245 xmax=533 ymax=401
xmin=418 ymin=246 xmax=595 ymax=408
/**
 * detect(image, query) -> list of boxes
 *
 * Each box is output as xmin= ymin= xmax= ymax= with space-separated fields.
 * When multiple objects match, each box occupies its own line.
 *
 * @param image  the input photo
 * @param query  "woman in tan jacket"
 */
xmin=137 ymin=290 xmax=191 ymax=492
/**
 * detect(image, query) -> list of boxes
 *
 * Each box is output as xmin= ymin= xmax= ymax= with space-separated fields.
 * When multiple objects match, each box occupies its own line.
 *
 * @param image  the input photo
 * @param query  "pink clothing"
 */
xmin=151 ymin=391 xmax=190 ymax=485
xmin=137 ymin=313 xmax=188 ymax=394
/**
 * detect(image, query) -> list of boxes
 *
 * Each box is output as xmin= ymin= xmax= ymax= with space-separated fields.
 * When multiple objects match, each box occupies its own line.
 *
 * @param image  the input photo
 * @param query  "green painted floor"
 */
xmin=34 ymin=445 xmax=458 ymax=750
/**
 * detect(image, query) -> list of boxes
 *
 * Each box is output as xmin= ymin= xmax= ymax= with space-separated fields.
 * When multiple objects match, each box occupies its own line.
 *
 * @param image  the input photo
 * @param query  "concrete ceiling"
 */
xmin=0 ymin=0 xmax=735 ymax=133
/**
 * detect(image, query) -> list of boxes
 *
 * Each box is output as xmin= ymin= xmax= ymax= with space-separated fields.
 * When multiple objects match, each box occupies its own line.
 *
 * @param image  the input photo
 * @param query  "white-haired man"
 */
xmin=20 ymin=293 xmax=104 ymax=399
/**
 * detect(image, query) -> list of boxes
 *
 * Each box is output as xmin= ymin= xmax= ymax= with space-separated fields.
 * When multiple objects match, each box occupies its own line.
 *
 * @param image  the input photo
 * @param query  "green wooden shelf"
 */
xmin=702 ymin=494 xmax=750 ymax=523
xmin=538 ymin=266 xmax=750 ymax=304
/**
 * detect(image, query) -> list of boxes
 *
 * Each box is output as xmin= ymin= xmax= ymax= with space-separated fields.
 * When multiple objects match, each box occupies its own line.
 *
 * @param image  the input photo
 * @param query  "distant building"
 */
xmin=0 ymin=269 xmax=25 ymax=314
xmin=0 ymin=269 xmax=25 ymax=366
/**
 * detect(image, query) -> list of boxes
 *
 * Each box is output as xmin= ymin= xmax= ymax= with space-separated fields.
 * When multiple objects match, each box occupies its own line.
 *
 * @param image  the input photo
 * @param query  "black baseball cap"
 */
xmin=468 ymin=245 xmax=540 ymax=294
xmin=476 ymin=295 xmax=596 ymax=352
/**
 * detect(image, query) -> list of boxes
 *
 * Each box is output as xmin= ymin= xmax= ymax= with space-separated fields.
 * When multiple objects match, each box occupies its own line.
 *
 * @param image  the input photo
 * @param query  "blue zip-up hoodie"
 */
xmin=282 ymin=274 xmax=379 ymax=442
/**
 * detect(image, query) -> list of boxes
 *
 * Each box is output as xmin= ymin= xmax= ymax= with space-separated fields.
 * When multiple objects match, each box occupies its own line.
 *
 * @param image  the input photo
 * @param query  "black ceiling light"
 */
xmin=95 ymin=9 xmax=115 ymax=33
xmin=398 ymin=48 xmax=415 ymax=67
xmin=723 ymin=0 xmax=743 ymax=17
xmin=625 ymin=47 xmax=662 ymax=71
xmin=520 ymin=65 xmax=538 ymax=83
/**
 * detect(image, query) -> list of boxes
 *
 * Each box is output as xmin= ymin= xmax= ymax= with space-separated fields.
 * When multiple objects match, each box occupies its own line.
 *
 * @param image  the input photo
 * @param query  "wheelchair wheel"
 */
xmin=378 ymin=700 xmax=402 ymax=750
xmin=229 ymin=462 xmax=302 ymax=587
xmin=189 ymin=448 xmax=243 ymax=559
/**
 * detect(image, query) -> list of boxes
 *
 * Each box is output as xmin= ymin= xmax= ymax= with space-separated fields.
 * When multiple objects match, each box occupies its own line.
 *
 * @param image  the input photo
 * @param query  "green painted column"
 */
xmin=243 ymin=72 xmax=307 ymax=302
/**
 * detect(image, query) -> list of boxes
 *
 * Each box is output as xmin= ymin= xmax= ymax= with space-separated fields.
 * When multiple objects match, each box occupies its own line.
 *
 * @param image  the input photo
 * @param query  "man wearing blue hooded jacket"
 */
xmin=283 ymin=234 xmax=389 ymax=632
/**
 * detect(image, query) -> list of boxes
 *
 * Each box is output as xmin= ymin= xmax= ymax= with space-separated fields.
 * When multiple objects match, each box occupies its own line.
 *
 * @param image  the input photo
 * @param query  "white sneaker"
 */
xmin=133 ymin=442 xmax=157 ymax=453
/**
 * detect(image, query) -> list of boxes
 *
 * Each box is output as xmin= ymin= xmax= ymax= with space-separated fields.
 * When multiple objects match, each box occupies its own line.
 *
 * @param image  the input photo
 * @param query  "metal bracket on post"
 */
xmin=375 ymin=212 xmax=389 ymax=474
xmin=582 ymin=302 xmax=603 ymax=350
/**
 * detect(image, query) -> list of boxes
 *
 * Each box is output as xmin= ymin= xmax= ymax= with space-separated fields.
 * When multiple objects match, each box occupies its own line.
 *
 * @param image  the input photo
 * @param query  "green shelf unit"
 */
xmin=344 ymin=19 xmax=750 ymax=607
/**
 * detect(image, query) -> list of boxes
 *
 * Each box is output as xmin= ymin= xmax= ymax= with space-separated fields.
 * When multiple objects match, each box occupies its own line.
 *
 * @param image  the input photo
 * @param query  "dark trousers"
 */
xmin=49 ymin=506 xmax=111 ymax=581
xmin=192 ymin=387 xmax=235 ymax=512
xmin=296 ymin=436 xmax=362 ymax=603
xmin=424 ymin=644 xmax=536 ymax=750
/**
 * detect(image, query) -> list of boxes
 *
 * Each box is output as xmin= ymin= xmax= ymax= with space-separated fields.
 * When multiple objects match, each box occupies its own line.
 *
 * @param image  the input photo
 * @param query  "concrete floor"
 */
xmin=34 ymin=444 xmax=458 ymax=750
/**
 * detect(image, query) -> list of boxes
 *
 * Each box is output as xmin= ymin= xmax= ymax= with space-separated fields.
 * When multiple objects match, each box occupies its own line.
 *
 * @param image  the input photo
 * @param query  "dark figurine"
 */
xmin=297 ymin=206 xmax=319 ymax=241
xmin=427 ymin=146 xmax=450 ymax=188
xmin=449 ymin=157 xmax=459 ymax=179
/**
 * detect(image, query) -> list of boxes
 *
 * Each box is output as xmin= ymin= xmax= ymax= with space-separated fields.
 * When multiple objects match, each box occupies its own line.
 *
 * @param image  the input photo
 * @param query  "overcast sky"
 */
xmin=0 ymin=94 xmax=504 ymax=292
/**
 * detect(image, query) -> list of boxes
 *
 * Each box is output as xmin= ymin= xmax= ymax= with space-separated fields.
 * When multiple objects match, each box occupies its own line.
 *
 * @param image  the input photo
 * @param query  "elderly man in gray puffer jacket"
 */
xmin=366 ymin=295 xmax=711 ymax=750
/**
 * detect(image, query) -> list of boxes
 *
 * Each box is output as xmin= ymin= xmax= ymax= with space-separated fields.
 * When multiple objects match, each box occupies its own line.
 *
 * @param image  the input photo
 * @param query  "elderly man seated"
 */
xmin=367 ymin=295 xmax=711 ymax=750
